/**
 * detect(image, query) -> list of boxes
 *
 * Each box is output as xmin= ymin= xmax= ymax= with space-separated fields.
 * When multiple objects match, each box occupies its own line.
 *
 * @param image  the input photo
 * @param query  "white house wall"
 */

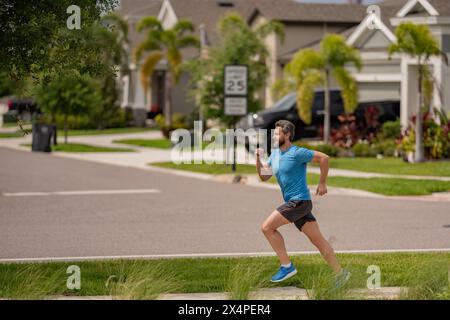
xmin=359 ymin=29 xmax=393 ymax=49
xmin=437 ymin=26 xmax=450 ymax=115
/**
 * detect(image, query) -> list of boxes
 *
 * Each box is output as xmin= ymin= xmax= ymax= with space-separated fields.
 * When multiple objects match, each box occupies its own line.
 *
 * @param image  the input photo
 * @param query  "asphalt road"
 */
xmin=0 ymin=147 xmax=449 ymax=260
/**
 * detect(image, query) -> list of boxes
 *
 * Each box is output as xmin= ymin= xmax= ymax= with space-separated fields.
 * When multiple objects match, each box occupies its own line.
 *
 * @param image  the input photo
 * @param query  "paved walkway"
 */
xmin=39 ymin=286 xmax=405 ymax=300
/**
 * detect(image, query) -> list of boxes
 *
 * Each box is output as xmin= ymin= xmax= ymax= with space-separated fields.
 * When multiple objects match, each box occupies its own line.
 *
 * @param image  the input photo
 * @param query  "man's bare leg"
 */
xmin=301 ymin=221 xmax=342 ymax=273
xmin=261 ymin=210 xmax=291 ymax=265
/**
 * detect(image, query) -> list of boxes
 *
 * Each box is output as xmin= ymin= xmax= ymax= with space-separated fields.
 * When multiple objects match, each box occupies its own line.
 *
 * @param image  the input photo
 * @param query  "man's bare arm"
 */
xmin=311 ymin=150 xmax=329 ymax=196
xmin=255 ymin=148 xmax=273 ymax=181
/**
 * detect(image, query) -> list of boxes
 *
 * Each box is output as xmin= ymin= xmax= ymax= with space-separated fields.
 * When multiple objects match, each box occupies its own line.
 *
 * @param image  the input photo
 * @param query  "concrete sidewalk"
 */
xmin=48 ymin=286 xmax=404 ymax=300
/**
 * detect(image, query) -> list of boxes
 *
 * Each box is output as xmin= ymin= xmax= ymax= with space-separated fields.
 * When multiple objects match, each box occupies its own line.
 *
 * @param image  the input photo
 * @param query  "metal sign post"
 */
xmin=224 ymin=65 xmax=248 ymax=174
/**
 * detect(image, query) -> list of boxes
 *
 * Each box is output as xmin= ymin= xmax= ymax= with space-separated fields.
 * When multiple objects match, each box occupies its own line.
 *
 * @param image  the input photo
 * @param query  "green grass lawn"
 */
xmin=114 ymin=138 xmax=173 ymax=149
xmin=1 ymin=127 xmax=158 ymax=139
xmin=2 ymin=122 xmax=30 ymax=128
xmin=313 ymin=157 xmax=450 ymax=177
xmin=61 ymin=127 xmax=159 ymax=136
xmin=21 ymin=143 xmax=135 ymax=153
xmin=150 ymin=162 xmax=450 ymax=196
xmin=0 ymin=252 xmax=448 ymax=299
xmin=114 ymin=138 xmax=225 ymax=150
xmin=0 ymin=132 xmax=25 ymax=138
xmin=151 ymin=161 xmax=257 ymax=175
xmin=305 ymin=174 xmax=450 ymax=196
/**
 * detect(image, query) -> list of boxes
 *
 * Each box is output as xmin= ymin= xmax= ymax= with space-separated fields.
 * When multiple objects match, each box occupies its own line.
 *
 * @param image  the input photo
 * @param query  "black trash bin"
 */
xmin=32 ymin=124 xmax=55 ymax=152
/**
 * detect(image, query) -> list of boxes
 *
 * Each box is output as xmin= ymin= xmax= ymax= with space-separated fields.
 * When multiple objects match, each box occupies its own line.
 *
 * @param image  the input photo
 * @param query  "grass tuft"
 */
xmin=225 ymin=260 xmax=268 ymax=300
xmin=105 ymin=261 xmax=182 ymax=300
xmin=0 ymin=264 xmax=65 ymax=300
xmin=399 ymin=262 xmax=450 ymax=300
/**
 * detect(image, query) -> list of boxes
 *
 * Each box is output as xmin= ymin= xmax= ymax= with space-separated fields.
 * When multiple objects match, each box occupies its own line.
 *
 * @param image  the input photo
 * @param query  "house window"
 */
xmin=443 ymin=35 xmax=450 ymax=53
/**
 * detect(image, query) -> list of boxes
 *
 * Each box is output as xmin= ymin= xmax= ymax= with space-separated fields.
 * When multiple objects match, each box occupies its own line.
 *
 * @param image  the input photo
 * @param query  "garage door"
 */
xmin=358 ymin=82 xmax=401 ymax=102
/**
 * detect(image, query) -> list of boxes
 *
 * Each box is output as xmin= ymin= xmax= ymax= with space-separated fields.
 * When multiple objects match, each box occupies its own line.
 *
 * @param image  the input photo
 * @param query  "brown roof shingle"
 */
xmin=248 ymin=0 xmax=367 ymax=24
xmin=116 ymin=0 xmax=163 ymax=17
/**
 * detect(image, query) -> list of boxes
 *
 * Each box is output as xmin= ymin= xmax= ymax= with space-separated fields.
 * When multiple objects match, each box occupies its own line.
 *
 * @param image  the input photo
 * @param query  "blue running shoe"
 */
xmin=270 ymin=264 xmax=297 ymax=283
xmin=334 ymin=269 xmax=351 ymax=289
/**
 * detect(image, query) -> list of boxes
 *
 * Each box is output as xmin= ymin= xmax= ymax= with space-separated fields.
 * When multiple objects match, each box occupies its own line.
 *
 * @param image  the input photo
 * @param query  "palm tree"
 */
xmin=93 ymin=13 xmax=130 ymax=130
xmin=101 ymin=13 xmax=130 ymax=72
xmin=389 ymin=22 xmax=448 ymax=163
xmin=134 ymin=17 xmax=200 ymax=127
xmin=286 ymin=34 xmax=362 ymax=143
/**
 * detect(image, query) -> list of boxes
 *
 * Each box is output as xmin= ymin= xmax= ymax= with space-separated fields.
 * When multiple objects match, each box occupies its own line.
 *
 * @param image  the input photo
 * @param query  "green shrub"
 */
xmin=352 ymin=142 xmax=379 ymax=157
xmin=38 ymin=108 xmax=129 ymax=130
xmin=101 ymin=108 xmax=128 ymax=129
xmin=155 ymin=113 xmax=189 ymax=138
xmin=399 ymin=111 xmax=450 ymax=159
xmin=294 ymin=141 xmax=341 ymax=157
xmin=374 ymin=139 xmax=397 ymax=157
xmin=55 ymin=114 xmax=93 ymax=130
xmin=424 ymin=120 xmax=450 ymax=159
xmin=380 ymin=120 xmax=401 ymax=140
xmin=314 ymin=144 xmax=341 ymax=157
xmin=294 ymin=141 xmax=312 ymax=149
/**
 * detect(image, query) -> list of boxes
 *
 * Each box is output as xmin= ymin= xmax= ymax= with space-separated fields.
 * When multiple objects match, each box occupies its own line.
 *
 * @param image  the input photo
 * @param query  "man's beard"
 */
xmin=274 ymin=136 xmax=286 ymax=148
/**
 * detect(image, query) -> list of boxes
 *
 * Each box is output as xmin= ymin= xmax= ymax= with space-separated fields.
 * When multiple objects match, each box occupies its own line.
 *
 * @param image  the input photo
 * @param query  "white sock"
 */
xmin=281 ymin=262 xmax=292 ymax=268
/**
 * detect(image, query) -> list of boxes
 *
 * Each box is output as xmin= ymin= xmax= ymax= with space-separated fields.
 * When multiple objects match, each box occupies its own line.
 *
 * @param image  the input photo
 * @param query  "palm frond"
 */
xmin=286 ymin=49 xmax=324 ymax=82
xmin=167 ymin=48 xmax=182 ymax=84
xmin=136 ymin=16 xmax=163 ymax=33
xmin=174 ymin=19 xmax=195 ymax=36
xmin=101 ymin=13 xmax=129 ymax=42
xmin=133 ymin=36 xmax=162 ymax=62
xmin=255 ymin=20 xmax=285 ymax=44
xmin=321 ymin=34 xmax=362 ymax=69
xmin=177 ymin=35 xmax=200 ymax=49
xmin=297 ymin=70 xmax=324 ymax=124
xmin=389 ymin=22 xmax=442 ymax=60
xmin=218 ymin=13 xmax=247 ymax=36
xmin=271 ymin=76 xmax=296 ymax=101
xmin=161 ymin=30 xmax=177 ymax=47
xmin=139 ymin=52 xmax=163 ymax=95
xmin=333 ymin=66 xmax=358 ymax=113
xmin=421 ymin=65 xmax=434 ymax=109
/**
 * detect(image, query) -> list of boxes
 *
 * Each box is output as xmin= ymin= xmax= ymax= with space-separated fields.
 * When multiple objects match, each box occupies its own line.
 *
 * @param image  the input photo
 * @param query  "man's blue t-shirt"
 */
xmin=268 ymin=145 xmax=315 ymax=202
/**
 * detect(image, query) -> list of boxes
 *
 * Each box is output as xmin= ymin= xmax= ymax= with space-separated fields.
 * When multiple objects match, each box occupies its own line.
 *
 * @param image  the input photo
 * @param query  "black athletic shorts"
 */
xmin=276 ymin=199 xmax=316 ymax=232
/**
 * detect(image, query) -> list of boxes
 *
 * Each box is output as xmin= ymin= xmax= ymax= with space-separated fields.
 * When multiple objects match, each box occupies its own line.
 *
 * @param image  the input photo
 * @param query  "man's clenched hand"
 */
xmin=316 ymin=182 xmax=327 ymax=196
xmin=255 ymin=148 xmax=265 ymax=160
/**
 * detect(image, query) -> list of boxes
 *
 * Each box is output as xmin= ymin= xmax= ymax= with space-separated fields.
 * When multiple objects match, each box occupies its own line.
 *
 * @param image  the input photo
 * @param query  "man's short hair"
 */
xmin=275 ymin=120 xmax=295 ymax=142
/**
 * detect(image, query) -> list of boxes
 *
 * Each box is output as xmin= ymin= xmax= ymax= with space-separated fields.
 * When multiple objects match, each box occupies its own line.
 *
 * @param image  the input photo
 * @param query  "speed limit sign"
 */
xmin=224 ymin=65 xmax=248 ymax=96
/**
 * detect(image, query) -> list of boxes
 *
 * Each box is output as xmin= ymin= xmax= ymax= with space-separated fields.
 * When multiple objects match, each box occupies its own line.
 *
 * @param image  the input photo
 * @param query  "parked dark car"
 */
xmin=238 ymin=89 xmax=400 ymax=153
xmin=3 ymin=98 xmax=40 ymax=123
xmin=7 ymin=98 xmax=39 ymax=114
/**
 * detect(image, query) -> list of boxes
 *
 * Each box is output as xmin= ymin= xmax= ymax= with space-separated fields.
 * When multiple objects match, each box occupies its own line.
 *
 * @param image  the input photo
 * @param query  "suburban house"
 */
xmin=115 ymin=0 xmax=367 ymax=125
xmin=116 ymin=0 xmax=450 ymax=130
xmin=344 ymin=0 xmax=450 ymax=128
xmin=247 ymin=1 xmax=367 ymax=107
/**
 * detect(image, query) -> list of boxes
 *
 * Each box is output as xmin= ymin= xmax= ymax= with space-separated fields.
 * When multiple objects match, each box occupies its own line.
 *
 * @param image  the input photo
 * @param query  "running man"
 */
xmin=255 ymin=120 xmax=350 ymax=286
